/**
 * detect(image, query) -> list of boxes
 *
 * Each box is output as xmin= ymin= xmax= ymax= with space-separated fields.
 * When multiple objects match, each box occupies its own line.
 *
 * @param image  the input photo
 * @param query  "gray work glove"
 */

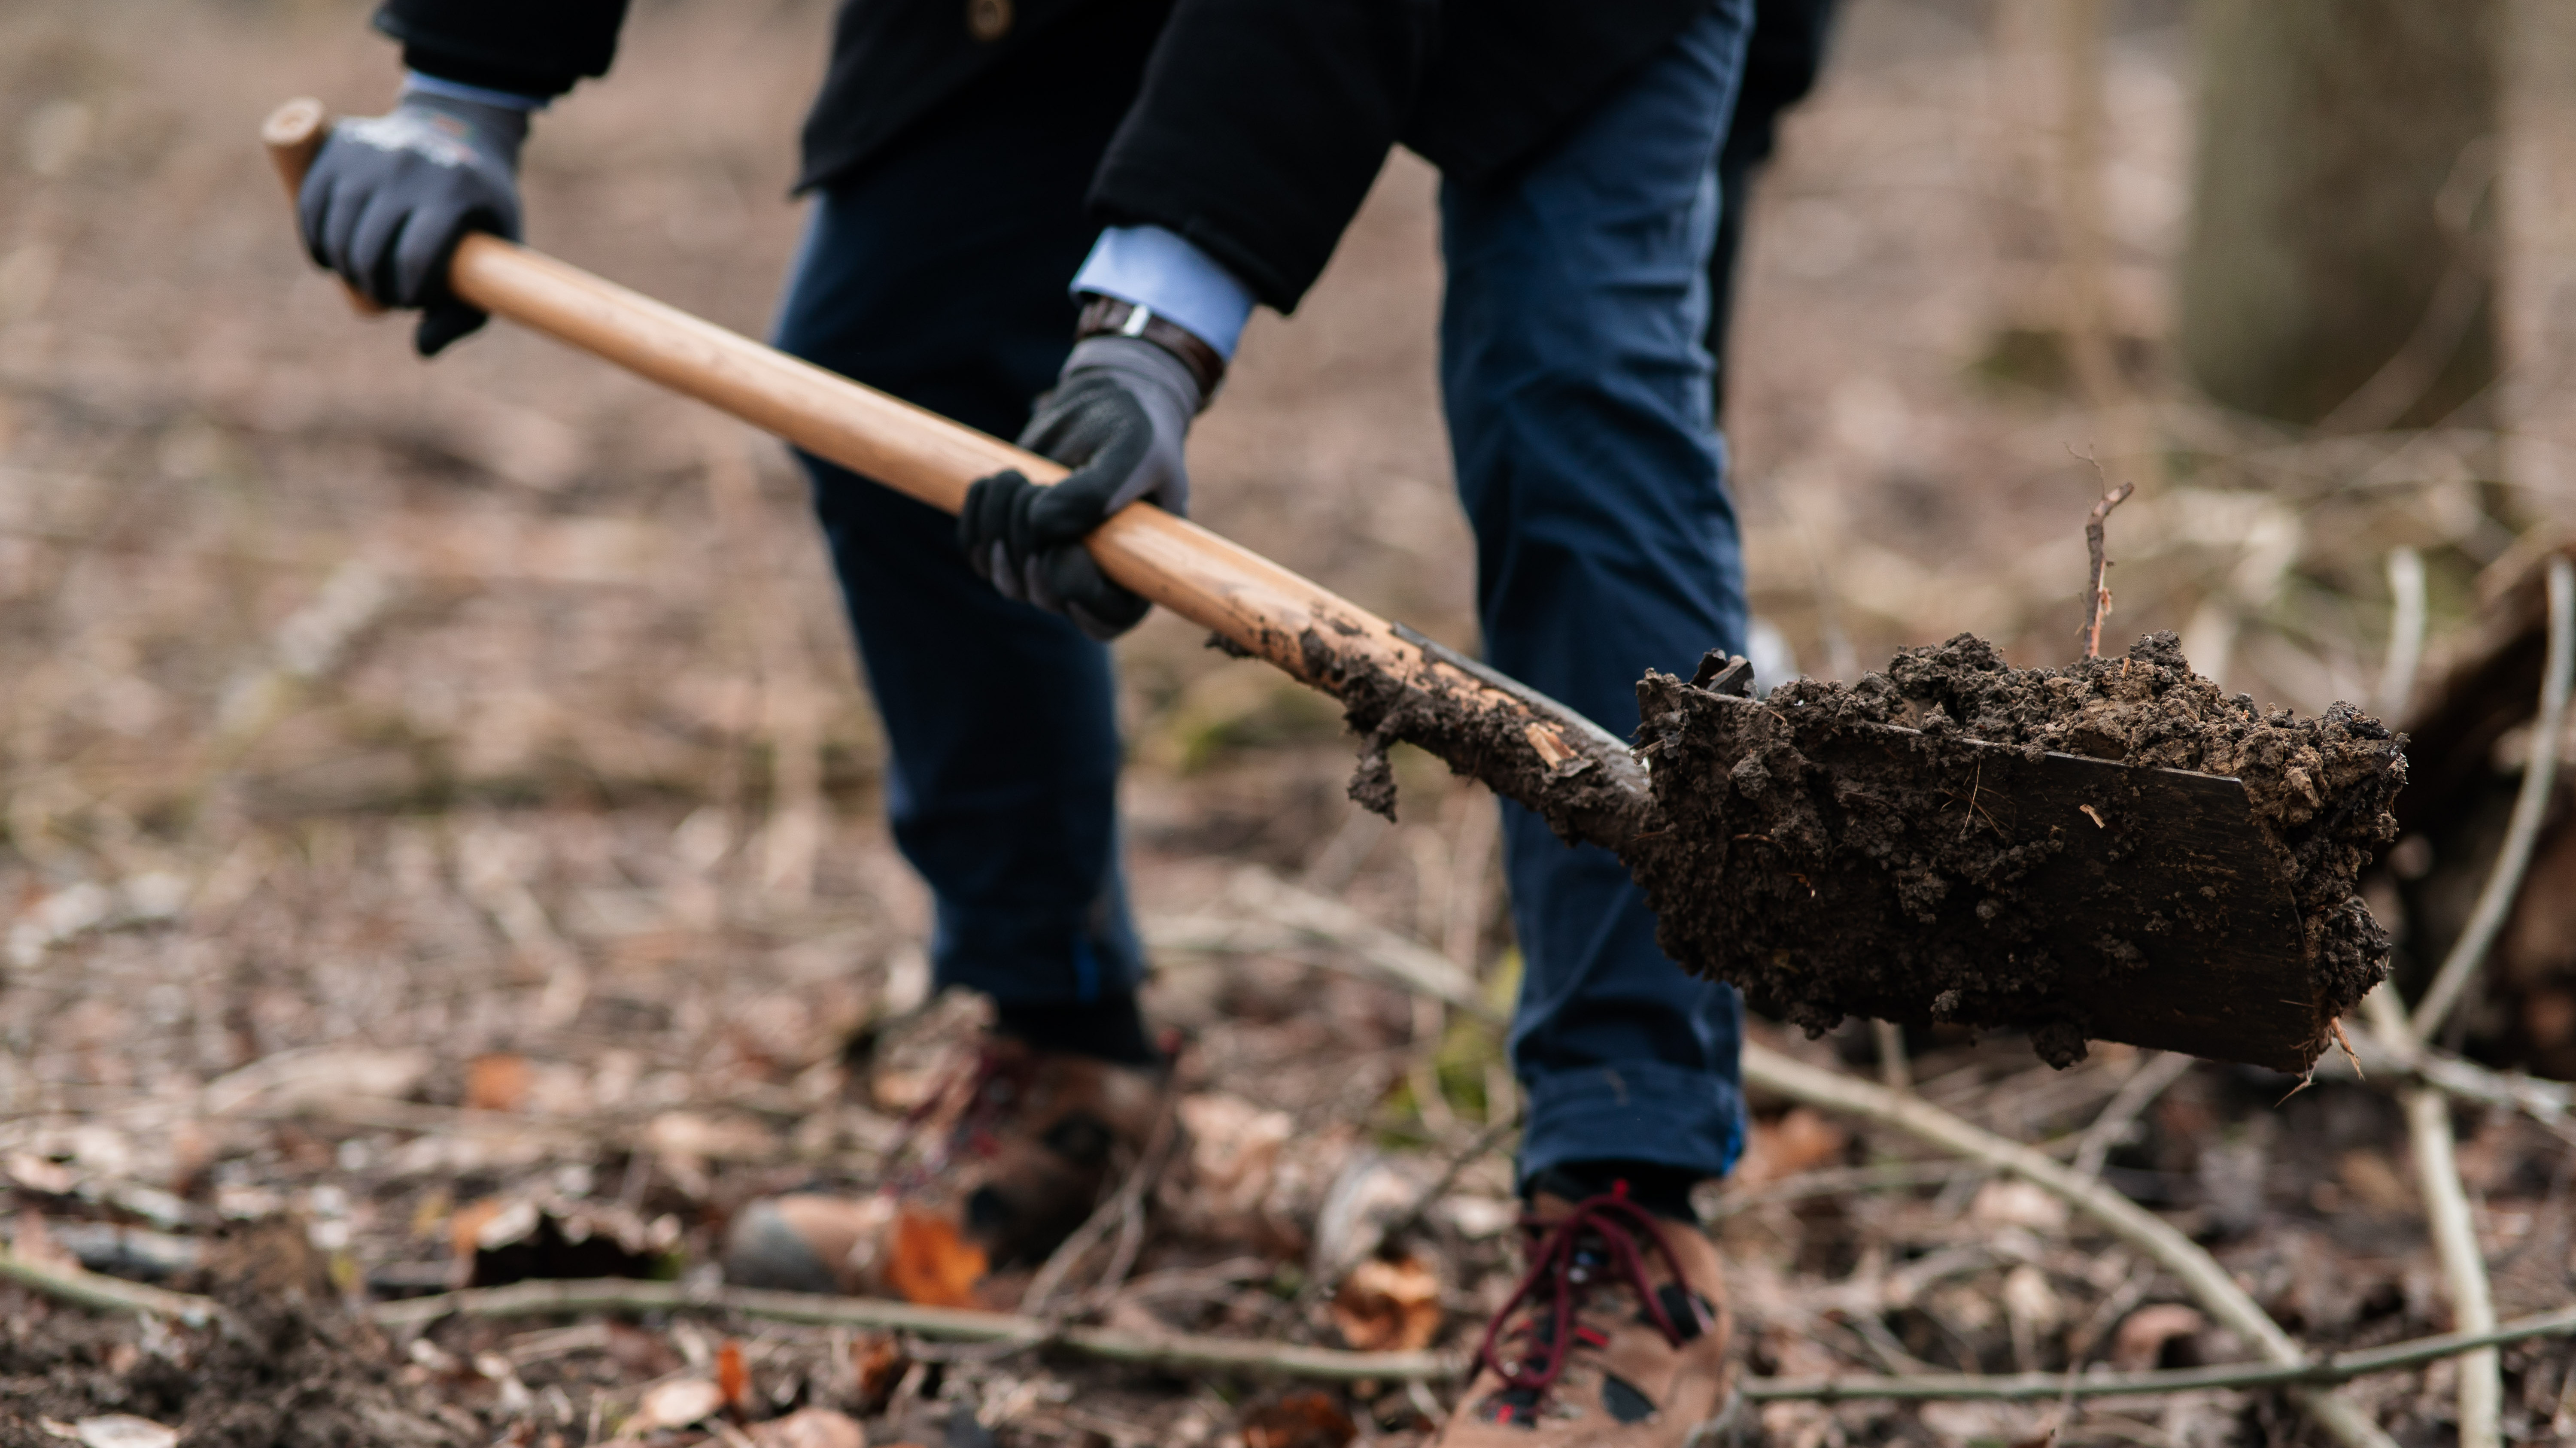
xmin=298 ymin=90 xmax=529 ymax=357
xmin=958 ymin=335 xmax=1203 ymax=641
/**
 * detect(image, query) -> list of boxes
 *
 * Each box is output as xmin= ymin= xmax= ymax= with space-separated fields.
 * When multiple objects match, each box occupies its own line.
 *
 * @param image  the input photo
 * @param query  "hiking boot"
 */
xmin=1433 ymin=1185 xmax=1733 ymax=1447
xmin=722 ymin=1035 xmax=1164 ymax=1304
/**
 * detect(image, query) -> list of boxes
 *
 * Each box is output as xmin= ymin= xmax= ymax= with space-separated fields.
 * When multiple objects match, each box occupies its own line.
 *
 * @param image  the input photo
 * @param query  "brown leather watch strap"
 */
xmin=1075 ymin=293 xmax=1227 ymax=401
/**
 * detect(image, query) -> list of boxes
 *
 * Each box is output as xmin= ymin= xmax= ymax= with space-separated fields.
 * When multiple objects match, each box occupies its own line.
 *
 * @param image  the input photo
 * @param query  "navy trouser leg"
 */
xmin=769 ymin=24 xmax=1163 ymax=1007
xmin=1440 ymin=0 xmax=1756 ymax=1185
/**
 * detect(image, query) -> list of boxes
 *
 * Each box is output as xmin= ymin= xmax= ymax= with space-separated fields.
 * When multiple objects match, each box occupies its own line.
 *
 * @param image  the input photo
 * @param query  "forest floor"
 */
xmin=5 ymin=1 xmax=2576 ymax=1444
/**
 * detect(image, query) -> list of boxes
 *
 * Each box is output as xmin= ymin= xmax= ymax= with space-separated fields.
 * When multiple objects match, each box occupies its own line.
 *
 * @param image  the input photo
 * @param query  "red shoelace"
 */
xmin=1473 ymin=1184 xmax=1710 ymax=1397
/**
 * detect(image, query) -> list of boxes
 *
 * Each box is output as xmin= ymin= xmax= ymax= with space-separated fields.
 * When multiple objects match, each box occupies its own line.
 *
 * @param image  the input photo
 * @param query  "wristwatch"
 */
xmin=1075 ymin=293 xmax=1227 ymax=401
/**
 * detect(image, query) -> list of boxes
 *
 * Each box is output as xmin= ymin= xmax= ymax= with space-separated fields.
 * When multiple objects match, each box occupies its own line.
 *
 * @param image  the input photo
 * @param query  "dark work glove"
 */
xmin=959 ymin=334 xmax=1203 ymax=641
xmin=298 ymin=91 xmax=530 ymax=357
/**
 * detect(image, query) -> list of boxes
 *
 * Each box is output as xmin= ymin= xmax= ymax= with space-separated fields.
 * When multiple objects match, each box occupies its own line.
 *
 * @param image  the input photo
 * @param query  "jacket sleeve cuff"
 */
xmin=403 ymin=71 xmax=550 ymax=111
xmin=1069 ymin=225 xmax=1257 ymax=361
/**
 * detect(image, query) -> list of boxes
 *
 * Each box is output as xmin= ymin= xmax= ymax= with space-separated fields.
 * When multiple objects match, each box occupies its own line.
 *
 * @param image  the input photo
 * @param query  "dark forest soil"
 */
xmin=1627 ymin=632 xmax=2406 ymax=1069
xmin=0 ymin=1223 xmax=465 ymax=1448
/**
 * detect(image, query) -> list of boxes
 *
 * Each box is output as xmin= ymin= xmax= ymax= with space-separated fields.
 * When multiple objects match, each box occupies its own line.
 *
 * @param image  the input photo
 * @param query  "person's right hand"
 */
xmin=298 ymin=92 xmax=529 ymax=356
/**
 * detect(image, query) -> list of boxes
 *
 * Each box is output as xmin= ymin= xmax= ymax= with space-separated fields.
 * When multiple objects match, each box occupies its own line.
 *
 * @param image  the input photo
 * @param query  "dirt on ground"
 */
xmin=1630 ymin=631 xmax=2405 ymax=1070
xmin=3 ymin=1222 xmax=463 ymax=1447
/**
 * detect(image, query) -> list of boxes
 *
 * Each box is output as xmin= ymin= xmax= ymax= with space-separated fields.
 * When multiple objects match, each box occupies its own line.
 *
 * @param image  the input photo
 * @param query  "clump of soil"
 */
xmin=0 ymin=1220 xmax=465 ymax=1448
xmin=1627 ymin=632 xmax=2404 ymax=1071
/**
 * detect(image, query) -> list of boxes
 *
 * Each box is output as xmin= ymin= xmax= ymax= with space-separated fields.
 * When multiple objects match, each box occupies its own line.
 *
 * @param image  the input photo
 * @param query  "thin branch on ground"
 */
xmin=2373 ymin=547 xmax=2428 ymax=722
xmin=0 ymin=1248 xmax=222 ymax=1326
xmin=1743 ymin=1302 xmax=2576 ymax=1402
xmin=2335 ymin=1030 xmax=2576 ymax=1144
xmin=2400 ymin=1082 xmax=2503 ymax=1448
xmin=2352 ymin=557 xmax=2573 ymax=1448
xmin=1291 ymin=1113 xmax=1522 ymax=1326
xmin=2079 ymin=474 xmax=2136 ymax=658
xmin=2071 ymin=1051 xmax=2194 ymax=1180
xmin=368 ymin=1278 xmax=1460 ymax=1382
xmin=1148 ymin=867 xmax=1500 ymax=1026
xmin=18 ymin=1259 xmax=2563 ymax=1405
xmin=2411 ymin=554 xmax=2576 ymax=1038
xmin=1081 ymin=1097 xmax=1185 ymax=1311
xmin=1738 ymin=1042 xmax=2399 ymax=1448
xmin=1023 ymin=1090 xmax=1183 ymax=1315
xmin=1705 ymin=1160 xmax=1987 ymax=1219
xmin=1872 ymin=1020 xmax=1911 ymax=1093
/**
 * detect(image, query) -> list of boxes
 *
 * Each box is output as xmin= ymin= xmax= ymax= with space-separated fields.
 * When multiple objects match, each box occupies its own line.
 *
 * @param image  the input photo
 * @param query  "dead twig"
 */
xmin=2400 ymin=1081 xmax=2502 ymax=1448
xmin=2363 ymin=987 xmax=2504 ymax=1448
xmin=2372 ymin=547 xmax=2428 ymax=722
xmin=2069 ymin=1051 xmax=2193 ymax=1179
xmin=1705 ymin=1160 xmax=1987 ymax=1219
xmin=1872 ymin=1020 xmax=1911 ymax=1093
xmin=1148 ymin=869 xmax=1500 ymax=1026
xmin=1021 ymin=1090 xmax=1182 ymax=1316
xmin=2355 ymin=555 xmax=2573 ymax=1448
xmin=0 ymin=1248 xmax=222 ymax=1326
xmin=1743 ymin=1302 xmax=2576 ymax=1402
xmin=1738 ymin=1042 xmax=2399 ymax=1448
xmin=1080 ymin=1096 xmax=1185 ymax=1311
xmin=368 ymin=1278 xmax=1458 ymax=1381
xmin=18 ymin=1257 xmax=2562 ymax=1405
xmin=2411 ymin=554 xmax=2576 ymax=1038
xmin=2335 ymin=1030 xmax=2576 ymax=1145
xmin=1290 ymin=1113 xmax=1522 ymax=1329
xmin=2079 ymin=474 xmax=2135 ymax=658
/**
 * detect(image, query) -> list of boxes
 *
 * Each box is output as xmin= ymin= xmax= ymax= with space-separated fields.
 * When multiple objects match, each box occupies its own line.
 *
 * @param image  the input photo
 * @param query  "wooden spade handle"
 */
xmin=261 ymin=98 xmax=388 ymax=317
xmin=261 ymin=98 xmax=1651 ymax=846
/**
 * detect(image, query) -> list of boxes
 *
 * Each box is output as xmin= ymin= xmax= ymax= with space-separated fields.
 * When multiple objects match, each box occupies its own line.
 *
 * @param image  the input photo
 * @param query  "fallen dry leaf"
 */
xmin=2110 ymin=1303 xmax=2208 ymax=1372
xmin=884 ymin=1209 xmax=987 ymax=1307
xmin=465 ymin=1052 xmax=532 ymax=1112
xmin=631 ymin=1377 xmax=726 ymax=1432
xmin=200 ymin=1046 xmax=431 ymax=1116
xmin=717 ymin=1339 xmax=749 ymax=1409
xmin=2000 ymin=1263 xmax=2062 ymax=1331
xmin=68 ymin=1417 xmax=178 ymax=1448
xmin=1970 ymin=1178 xmax=2069 ymax=1231
xmin=750 ymin=1408 xmax=867 ymax=1448
xmin=1241 ymin=1391 xmax=1356 ymax=1448
xmin=1732 ymin=1106 xmax=1849 ymax=1188
xmin=1174 ymin=1093 xmax=1294 ymax=1216
xmin=851 ymin=1334 xmax=908 ymax=1415
xmin=2335 ymin=1147 xmax=2415 ymax=1214
xmin=1330 ymin=1254 xmax=1442 ymax=1352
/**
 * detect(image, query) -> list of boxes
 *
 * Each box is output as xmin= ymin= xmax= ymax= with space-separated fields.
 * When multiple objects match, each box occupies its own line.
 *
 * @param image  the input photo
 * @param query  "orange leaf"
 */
xmin=852 ymin=1333 xmax=908 ymax=1413
xmin=884 ymin=1210 xmax=987 ymax=1308
xmin=1329 ymin=1255 xmax=1442 ymax=1352
xmin=465 ymin=1053 xmax=532 ymax=1112
xmin=1242 ymin=1391 xmax=1356 ymax=1448
xmin=1730 ymin=1107 xmax=1848 ymax=1189
xmin=716 ymin=1339 xmax=749 ymax=1410
xmin=446 ymin=1199 xmax=505 ymax=1263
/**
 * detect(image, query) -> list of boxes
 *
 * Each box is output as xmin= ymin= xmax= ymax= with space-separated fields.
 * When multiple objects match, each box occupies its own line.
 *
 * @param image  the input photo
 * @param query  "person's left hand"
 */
xmin=958 ymin=334 xmax=1202 ymax=641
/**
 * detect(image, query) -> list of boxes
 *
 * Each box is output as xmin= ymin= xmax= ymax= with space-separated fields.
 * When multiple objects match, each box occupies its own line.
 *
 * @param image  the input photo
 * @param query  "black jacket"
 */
xmin=375 ymin=0 xmax=1710 ymax=311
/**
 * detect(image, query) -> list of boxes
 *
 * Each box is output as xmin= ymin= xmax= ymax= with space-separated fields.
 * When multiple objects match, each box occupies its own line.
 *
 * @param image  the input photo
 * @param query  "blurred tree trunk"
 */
xmin=2177 ymin=0 xmax=2502 ymax=430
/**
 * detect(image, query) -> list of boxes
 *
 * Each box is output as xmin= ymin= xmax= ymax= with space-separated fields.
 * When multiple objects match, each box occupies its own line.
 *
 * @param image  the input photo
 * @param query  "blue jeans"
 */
xmin=776 ymin=0 xmax=1752 ymax=1181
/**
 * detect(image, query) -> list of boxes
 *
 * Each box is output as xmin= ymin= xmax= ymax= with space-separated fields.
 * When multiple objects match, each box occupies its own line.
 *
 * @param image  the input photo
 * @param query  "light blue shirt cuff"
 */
xmin=403 ymin=71 xmax=550 ymax=112
xmin=1070 ymin=225 xmax=1256 ymax=360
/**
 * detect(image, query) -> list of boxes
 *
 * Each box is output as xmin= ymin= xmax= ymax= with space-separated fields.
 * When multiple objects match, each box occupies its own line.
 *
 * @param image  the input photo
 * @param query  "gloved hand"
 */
xmin=298 ymin=90 xmax=530 ymax=357
xmin=959 ymin=334 xmax=1204 ymax=641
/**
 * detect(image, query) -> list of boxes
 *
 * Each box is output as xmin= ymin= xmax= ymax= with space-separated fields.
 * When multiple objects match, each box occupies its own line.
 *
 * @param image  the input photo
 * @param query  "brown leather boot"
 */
xmin=723 ymin=1035 xmax=1164 ymax=1305
xmin=1433 ymin=1186 xmax=1733 ymax=1447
